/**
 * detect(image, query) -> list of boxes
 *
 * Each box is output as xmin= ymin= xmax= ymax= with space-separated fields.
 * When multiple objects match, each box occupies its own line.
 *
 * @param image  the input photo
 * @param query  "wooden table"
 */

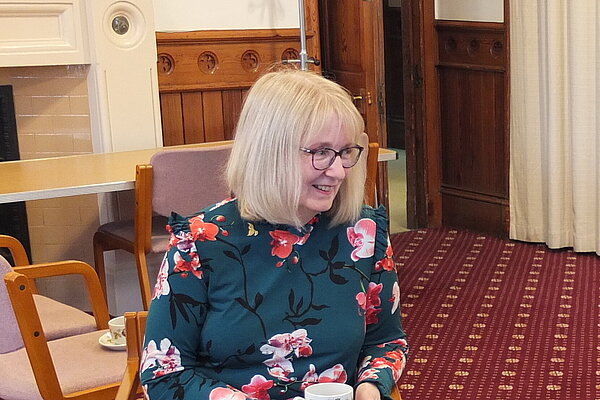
xmin=0 ymin=141 xmax=397 ymax=204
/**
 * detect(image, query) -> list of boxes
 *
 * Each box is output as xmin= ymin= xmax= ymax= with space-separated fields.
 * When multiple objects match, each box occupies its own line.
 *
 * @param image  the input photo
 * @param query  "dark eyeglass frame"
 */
xmin=300 ymin=145 xmax=364 ymax=170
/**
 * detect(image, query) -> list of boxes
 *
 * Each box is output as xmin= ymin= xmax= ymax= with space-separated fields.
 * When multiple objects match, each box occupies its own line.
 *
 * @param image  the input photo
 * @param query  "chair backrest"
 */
xmin=0 ymin=234 xmax=30 ymax=266
xmin=150 ymin=143 xmax=233 ymax=216
xmin=0 ymin=254 xmax=25 ymax=353
xmin=364 ymin=141 xmax=379 ymax=207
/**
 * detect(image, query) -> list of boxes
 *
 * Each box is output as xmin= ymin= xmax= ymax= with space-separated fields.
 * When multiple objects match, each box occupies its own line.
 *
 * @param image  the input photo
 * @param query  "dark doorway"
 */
xmin=383 ymin=0 xmax=405 ymax=150
xmin=0 ymin=85 xmax=32 ymax=264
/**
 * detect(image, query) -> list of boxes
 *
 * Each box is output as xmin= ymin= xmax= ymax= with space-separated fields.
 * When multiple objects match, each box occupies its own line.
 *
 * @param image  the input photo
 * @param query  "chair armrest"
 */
xmin=391 ymin=384 xmax=402 ymax=400
xmin=115 ymin=362 xmax=141 ymax=400
xmin=4 ymin=271 xmax=65 ymax=399
xmin=0 ymin=234 xmax=30 ymax=266
xmin=116 ymin=311 xmax=148 ymax=400
xmin=12 ymin=260 xmax=110 ymax=329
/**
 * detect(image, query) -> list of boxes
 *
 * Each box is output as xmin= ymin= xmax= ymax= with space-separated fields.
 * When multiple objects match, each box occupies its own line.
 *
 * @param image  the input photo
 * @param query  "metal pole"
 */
xmin=298 ymin=0 xmax=308 ymax=70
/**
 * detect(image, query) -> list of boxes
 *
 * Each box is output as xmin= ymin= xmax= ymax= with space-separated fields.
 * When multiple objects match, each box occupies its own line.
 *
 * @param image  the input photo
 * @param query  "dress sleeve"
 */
xmin=140 ymin=212 xmax=251 ymax=400
xmin=355 ymin=206 xmax=409 ymax=400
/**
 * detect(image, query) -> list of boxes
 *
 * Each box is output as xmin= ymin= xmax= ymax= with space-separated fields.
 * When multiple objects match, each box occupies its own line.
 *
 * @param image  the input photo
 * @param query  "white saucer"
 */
xmin=99 ymin=332 xmax=127 ymax=351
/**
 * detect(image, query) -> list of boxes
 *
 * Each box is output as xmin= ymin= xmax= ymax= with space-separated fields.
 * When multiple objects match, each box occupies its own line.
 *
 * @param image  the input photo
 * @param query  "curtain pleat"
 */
xmin=510 ymin=0 xmax=600 ymax=254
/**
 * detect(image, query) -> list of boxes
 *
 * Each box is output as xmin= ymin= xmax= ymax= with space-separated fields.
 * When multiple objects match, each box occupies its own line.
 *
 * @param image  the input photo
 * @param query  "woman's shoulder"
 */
xmin=356 ymin=205 xmax=390 ymax=259
xmin=167 ymin=197 xmax=240 ymax=235
xmin=359 ymin=204 xmax=389 ymax=226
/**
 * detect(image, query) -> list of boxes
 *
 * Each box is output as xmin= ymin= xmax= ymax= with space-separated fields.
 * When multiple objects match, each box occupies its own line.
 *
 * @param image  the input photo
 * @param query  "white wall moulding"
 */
xmin=435 ymin=0 xmax=504 ymax=23
xmin=85 ymin=0 xmax=162 ymax=154
xmin=0 ymin=0 xmax=89 ymax=67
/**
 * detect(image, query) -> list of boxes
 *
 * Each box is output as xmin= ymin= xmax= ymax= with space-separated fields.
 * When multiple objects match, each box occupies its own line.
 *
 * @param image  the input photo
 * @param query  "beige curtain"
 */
xmin=510 ymin=1 xmax=600 ymax=253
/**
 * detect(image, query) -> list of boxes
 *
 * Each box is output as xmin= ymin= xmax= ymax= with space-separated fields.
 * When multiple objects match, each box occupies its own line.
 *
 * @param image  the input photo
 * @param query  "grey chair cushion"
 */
xmin=33 ymin=294 xmax=97 ymax=340
xmin=0 ymin=329 xmax=127 ymax=400
xmin=97 ymin=215 xmax=170 ymax=253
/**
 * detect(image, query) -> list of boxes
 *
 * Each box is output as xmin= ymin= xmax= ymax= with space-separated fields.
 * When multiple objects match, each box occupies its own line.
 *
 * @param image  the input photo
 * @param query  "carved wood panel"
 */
xmin=156 ymin=29 xmax=318 ymax=145
xmin=436 ymin=21 xmax=508 ymax=237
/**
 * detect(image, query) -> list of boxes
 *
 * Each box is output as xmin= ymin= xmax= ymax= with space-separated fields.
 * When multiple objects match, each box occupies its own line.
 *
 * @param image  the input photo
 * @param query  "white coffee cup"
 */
xmin=108 ymin=316 xmax=126 ymax=345
xmin=304 ymin=382 xmax=354 ymax=400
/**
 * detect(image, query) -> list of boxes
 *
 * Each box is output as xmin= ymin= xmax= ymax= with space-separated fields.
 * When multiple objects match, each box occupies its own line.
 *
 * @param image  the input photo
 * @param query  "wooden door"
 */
xmin=314 ymin=0 xmax=386 ymax=145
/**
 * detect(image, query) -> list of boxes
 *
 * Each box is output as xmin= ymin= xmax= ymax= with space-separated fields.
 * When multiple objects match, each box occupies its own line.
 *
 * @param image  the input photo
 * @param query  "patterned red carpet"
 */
xmin=391 ymin=228 xmax=600 ymax=400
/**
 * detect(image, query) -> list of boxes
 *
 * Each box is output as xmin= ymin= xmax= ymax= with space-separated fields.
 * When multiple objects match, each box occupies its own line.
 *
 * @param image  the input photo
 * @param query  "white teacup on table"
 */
xmin=304 ymin=383 xmax=353 ymax=400
xmin=108 ymin=316 xmax=126 ymax=345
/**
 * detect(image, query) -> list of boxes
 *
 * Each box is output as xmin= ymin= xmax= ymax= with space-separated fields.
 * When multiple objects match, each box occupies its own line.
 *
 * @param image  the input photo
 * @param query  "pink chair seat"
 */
xmin=0 ymin=330 xmax=126 ymax=400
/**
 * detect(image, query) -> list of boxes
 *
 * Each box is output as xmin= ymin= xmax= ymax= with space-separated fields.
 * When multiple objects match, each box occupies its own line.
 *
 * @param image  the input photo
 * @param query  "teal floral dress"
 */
xmin=140 ymin=198 xmax=408 ymax=400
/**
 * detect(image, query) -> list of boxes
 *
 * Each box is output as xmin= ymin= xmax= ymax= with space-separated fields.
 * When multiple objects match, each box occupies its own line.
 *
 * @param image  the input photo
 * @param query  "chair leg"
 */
xmin=93 ymin=232 xmax=109 ymax=304
xmin=135 ymin=251 xmax=153 ymax=310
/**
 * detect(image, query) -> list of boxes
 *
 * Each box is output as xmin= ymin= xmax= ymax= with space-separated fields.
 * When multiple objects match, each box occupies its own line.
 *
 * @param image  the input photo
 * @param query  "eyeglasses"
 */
xmin=300 ymin=145 xmax=364 ymax=170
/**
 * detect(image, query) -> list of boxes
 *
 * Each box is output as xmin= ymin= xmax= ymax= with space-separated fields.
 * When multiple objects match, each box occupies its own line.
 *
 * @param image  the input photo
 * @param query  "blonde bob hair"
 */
xmin=226 ymin=69 xmax=367 ymax=228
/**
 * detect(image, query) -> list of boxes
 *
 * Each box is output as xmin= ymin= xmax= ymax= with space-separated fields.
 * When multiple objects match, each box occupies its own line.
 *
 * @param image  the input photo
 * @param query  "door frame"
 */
xmin=305 ymin=0 xmax=440 ymax=229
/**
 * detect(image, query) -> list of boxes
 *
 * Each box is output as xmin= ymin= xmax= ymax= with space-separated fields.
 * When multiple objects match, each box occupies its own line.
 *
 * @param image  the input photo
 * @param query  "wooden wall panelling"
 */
xmin=436 ymin=21 xmax=508 ymax=236
xmin=202 ymin=91 xmax=226 ymax=142
xmin=182 ymin=92 xmax=205 ymax=144
xmin=221 ymin=90 xmax=243 ymax=140
xmin=156 ymin=29 xmax=316 ymax=145
xmin=160 ymin=93 xmax=184 ymax=146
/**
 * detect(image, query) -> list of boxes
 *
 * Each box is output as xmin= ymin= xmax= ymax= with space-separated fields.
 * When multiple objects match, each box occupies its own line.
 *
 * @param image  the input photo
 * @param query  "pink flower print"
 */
xmin=171 ymin=231 xmax=195 ymax=252
xmin=300 ymin=364 xmax=319 ymax=390
xmin=173 ymin=251 xmax=203 ymax=279
xmin=241 ymin=375 xmax=274 ymax=400
xmin=209 ymin=387 xmax=247 ymax=400
xmin=357 ymin=368 xmax=380 ymax=381
xmin=152 ymin=256 xmax=171 ymax=299
xmin=141 ymin=338 xmax=183 ymax=378
xmin=269 ymin=230 xmax=303 ymax=259
xmin=356 ymin=282 xmax=383 ymax=325
xmin=301 ymin=364 xmax=348 ymax=390
xmin=318 ymin=364 xmax=348 ymax=383
xmin=375 ymin=238 xmax=395 ymax=271
xmin=261 ymin=329 xmax=313 ymax=379
xmin=189 ymin=214 xmax=219 ymax=242
xmin=263 ymin=359 xmax=294 ymax=381
xmin=347 ymin=218 xmax=376 ymax=261
xmin=390 ymin=281 xmax=400 ymax=314
xmin=261 ymin=329 xmax=313 ymax=359
xmin=370 ymin=350 xmax=406 ymax=382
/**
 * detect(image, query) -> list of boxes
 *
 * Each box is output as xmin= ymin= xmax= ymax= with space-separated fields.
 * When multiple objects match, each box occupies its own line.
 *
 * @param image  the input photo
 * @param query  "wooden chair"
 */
xmin=0 ymin=234 xmax=97 ymax=341
xmin=364 ymin=141 xmax=380 ymax=207
xmin=115 ymin=311 xmax=148 ymax=400
xmin=391 ymin=384 xmax=403 ymax=400
xmin=1 ymin=258 xmax=126 ymax=400
xmin=93 ymin=143 xmax=233 ymax=310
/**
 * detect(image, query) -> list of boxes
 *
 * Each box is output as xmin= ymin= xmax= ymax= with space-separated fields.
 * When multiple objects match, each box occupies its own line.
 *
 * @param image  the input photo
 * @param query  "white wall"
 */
xmin=435 ymin=0 xmax=504 ymax=23
xmin=152 ymin=0 xmax=299 ymax=31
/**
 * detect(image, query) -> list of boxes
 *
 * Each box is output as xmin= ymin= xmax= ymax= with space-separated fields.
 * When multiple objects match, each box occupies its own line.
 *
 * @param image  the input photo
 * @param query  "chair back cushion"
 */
xmin=0 ymin=255 xmax=25 ymax=354
xmin=151 ymin=144 xmax=233 ymax=216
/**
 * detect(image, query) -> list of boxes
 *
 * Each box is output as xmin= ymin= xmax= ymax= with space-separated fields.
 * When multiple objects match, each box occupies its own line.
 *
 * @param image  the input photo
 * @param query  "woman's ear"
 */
xmin=358 ymin=132 xmax=369 ymax=148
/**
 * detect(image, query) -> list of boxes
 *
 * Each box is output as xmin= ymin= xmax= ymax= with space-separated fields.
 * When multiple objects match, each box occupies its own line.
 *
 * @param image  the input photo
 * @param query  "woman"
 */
xmin=141 ymin=69 xmax=408 ymax=400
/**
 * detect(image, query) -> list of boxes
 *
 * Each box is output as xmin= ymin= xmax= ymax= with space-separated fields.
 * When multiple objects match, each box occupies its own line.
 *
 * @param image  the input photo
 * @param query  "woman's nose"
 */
xmin=324 ymin=155 xmax=347 ymax=179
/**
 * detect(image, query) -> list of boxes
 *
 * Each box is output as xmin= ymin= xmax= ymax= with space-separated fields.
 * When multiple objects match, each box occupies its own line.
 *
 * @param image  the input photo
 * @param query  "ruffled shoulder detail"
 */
xmin=167 ymin=212 xmax=193 ymax=235
xmin=360 ymin=205 xmax=390 ymax=262
xmin=166 ymin=198 xmax=238 ymax=236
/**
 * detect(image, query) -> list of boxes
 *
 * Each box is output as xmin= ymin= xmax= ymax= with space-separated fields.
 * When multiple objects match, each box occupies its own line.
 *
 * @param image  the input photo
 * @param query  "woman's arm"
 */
xmin=354 ymin=209 xmax=409 ymax=400
xmin=140 ymin=214 xmax=251 ymax=400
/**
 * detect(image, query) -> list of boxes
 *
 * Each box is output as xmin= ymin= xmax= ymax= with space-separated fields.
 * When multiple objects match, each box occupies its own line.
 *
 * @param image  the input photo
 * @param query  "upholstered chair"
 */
xmin=0 ymin=257 xmax=126 ymax=400
xmin=0 ymin=235 xmax=96 ymax=342
xmin=93 ymin=143 xmax=233 ymax=310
